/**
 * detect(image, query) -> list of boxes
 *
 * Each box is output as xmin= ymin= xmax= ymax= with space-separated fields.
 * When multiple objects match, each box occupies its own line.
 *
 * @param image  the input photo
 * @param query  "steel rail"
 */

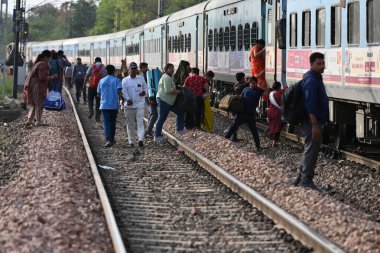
xmin=211 ymin=107 xmax=380 ymax=169
xmin=64 ymin=87 xmax=127 ymax=253
xmin=157 ymin=126 xmax=345 ymax=253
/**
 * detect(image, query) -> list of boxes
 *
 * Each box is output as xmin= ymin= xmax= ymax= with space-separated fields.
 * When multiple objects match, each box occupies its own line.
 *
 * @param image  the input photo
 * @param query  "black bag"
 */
xmin=228 ymin=95 xmax=244 ymax=113
xmin=6 ymin=48 xmax=24 ymax=66
xmin=175 ymin=87 xmax=197 ymax=114
xmin=281 ymin=80 xmax=306 ymax=125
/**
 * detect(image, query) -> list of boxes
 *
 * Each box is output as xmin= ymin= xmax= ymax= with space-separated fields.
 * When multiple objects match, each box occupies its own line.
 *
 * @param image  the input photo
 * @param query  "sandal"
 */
xmin=35 ymin=122 xmax=48 ymax=126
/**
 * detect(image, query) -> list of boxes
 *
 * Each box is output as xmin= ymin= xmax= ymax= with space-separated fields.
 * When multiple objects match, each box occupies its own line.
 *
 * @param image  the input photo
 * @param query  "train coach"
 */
xmin=25 ymin=0 xmax=380 ymax=147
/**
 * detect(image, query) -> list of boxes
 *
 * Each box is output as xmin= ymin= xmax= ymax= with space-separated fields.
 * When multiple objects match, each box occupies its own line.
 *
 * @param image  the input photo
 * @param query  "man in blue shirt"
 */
xmin=97 ymin=65 xmax=123 ymax=147
xmin=293 ymin=52 xmax=329 ymax=190
xmin=225 ymin=76 xmax=263 ymax=151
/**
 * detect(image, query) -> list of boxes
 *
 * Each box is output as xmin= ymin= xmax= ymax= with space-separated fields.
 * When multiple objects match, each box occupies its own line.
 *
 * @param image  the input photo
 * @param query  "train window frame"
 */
xmin=168 ymin=36 xmax=172 ymax=52
xmin=289 ymin=12 xmax=298 ymax=48
xmin=230 ymin=26 xmax=237 ymax=51
xmin=243 ymin=23 xmax=250 ymax=50
xmin=331 ymin=6 xmax=341 ymax=47
xmin=180 ymin=34 xmax=184 ymax=52
xmin=224 ymin=26 xmax=230 ymax=51
xmin=251 ymin=22 xmax=258 ymax=46
xmin=208 ymin=29 xmax=213 ymax=51
xmin=187 ymin=33 xmax=191 ymax=52
xmin=238 ymin=24 xmax=243 ymax=51
xmin=302 ymin=10 xmax=311 ymax=47
xmin=316 ymin=8 xmax=326 ymax=47
xmin=218 ymin=27 xmax=224 ymax=51
xmin=347 ymin=1 xmax=360 ymax=45
xmin=184 ymin=34 xmax=188 ymax=51
xmin=214 ymin=28 xmax=218 ymax=51
xmin=367 ymin=0 xmax=380 ymax=45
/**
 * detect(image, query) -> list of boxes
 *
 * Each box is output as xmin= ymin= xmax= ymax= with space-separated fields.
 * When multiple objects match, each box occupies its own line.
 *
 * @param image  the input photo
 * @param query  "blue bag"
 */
xmin=43 ymin=80 xmax=66 ymax=111
xmin=147 ymin=68 xmax=162 ymax=99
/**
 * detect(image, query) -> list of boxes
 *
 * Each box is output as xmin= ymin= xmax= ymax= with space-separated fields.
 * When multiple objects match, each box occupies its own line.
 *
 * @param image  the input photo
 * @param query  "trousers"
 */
xmin=102 ymin=110 xmax=118 ymax=142
xmin=88 ymin=87 xmax=100 ymax=119
xmin=75 ymin=78 xmax=85 ymax=102
xmin=225 ymin=112 xmax=260 ymax=148
xmin=124 ymin=106 xmax=145 ymax=144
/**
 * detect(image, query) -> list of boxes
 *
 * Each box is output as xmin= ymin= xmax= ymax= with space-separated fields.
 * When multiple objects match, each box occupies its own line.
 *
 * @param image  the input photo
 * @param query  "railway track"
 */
xmin=65 ymin=88 xmax=345 ymax=252
xmin=211 ymin=107 xmax=380 ymax=170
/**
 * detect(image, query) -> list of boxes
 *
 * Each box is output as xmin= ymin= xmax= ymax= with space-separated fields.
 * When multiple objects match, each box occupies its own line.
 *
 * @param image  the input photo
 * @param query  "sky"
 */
xmin=5 ymin=0 xmax=84 ymax=13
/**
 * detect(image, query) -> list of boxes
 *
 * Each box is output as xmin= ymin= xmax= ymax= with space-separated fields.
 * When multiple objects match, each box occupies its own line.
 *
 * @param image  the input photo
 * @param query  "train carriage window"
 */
xmin=244 ymin=23 xmax=250 ymax=50
xmin=331 ymin=6 xmax=341 ymax=46
xmin=302 ymin=11 xmax=311 ymax=47
xmin=316 ymin=9 xmax=326 ymax=46
xmin=251 ymin=22 xmax=258 ymax=45
xmin=230 ymin=26 xmax=237 ymax=51
xmin=180 ymin=34 xmax=184 ymax=52
xmin=238 ymin=25 xmax=243 ymax=51
xmin=187 ymin=34 xmax=191 ymax=52
xmin=184 ymin=34 xmax=188 ymax=51
xmin=218 ymin=28 xmax=223 ymax=51
xmin=290 ymin=13 xmax=297 ymax=47
xmin=174 ymin=36 xmax=178 ymax=52
xmin=135 ymin=43 xmax=139 ymax=54
xmin=214 ymin=29 xmax=218 ymax=50
xmin=168 ymin=37 xmax=172 ymax=52
xmin=367 ymin=0 xmax=380 ymax=43
xmin=347 ymin=2 xmax=360 ymax=44
xmin=224 ymin=27 xmax=230 ymax=51
xmin=208 ymin=29 xmax=213 ymax=51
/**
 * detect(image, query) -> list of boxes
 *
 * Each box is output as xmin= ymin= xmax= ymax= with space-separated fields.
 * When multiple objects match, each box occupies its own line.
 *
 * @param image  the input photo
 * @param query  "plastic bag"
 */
xmin=43 ymin=80 xmax=66 ymax=111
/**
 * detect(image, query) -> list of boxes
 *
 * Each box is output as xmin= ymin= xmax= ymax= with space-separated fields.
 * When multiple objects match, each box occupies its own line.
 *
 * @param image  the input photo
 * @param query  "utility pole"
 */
xmin=12 ymin=0 xmax=21 ymax=99
xmin=158 ymin=0 xmax=164 ymax=18
xmin=1 ymin=0 xmax=8 ymax=99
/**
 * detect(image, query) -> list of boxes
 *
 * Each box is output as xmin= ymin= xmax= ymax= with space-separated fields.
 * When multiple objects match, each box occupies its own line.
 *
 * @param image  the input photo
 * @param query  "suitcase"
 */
xmin=147 ymin=68 xmax=162 ymax=99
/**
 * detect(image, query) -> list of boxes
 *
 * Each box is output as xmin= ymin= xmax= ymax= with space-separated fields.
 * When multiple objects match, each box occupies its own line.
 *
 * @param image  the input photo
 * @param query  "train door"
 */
xmin=204 ymin=13 xmax=209 ymax=74
xmin=140 ymin=31 xmax=144 ymax=63
xmin=161 ymin=25 xmax=165 ymax=70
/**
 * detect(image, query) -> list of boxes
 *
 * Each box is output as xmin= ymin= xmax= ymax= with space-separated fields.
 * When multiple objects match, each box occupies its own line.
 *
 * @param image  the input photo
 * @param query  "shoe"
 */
xmin=256 ymin=146 xmax=262 ymax=152
xmin=95 ymin=117 xmax=101 ymax=122
xmin=145 ymin=132 xmax=153 ymax=138
xmin=138 ymin=141 xmax=144 ymax=147
xmin=154 ymin=136 xmax=164 ymax=142
xmin=129 ymin=143 xmax=135 ymax=147
xmin=88 ymin=112 xmax=94 ymax=119
xmin=292 ymin=174 xmax=301 ymax=186
xmin=175 ymin=129 xmax=187 ymax=135
xmin=83 ymin=101 xmax=87 ymax=105
xmin=25 ymin=121 xmax=33 ymax=127
xmin=35 ymin=122 xmax=48 ymax=126
xmin=104 ymin=141 xmax=112 ymax=147
xmin=111 ymin=140 xmax=117 ymax=146
xmin=232 ymin=138 xmax=242 ymax=142
xmin=299 ymin=181 xmax=321 ymax=191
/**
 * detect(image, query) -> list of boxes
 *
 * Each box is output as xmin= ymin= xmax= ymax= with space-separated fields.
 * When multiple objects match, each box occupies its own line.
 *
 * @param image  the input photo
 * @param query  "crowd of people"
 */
xmin=22 ymin=40 xmax=328 ymax=191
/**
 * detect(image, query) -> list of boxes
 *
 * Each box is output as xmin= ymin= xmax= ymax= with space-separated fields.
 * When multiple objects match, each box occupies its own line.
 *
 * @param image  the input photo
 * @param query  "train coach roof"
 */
xmin=144 ymin=15 xmax=171 ymax=29
xmin=167 ymin=1 xmax=211 ymax=22
xmin=125 ymin=25 xmax=144 ymax=36
xmin=205 ymin=0 xmax=244 ymax=11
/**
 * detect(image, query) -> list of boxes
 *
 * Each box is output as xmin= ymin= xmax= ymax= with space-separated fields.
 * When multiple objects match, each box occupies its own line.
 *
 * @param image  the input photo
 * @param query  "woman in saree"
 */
xmin=249 ymin=39 xmax=270 ymax=101
xmin=23 ymin=50 xmax=58 ymax=126
xmin=201 ymin=71 xmax=215 ymax=132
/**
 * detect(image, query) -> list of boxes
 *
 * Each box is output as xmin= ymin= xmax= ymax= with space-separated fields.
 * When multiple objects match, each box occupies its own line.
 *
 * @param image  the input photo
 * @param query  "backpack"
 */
xmin=219 ymin=94 xmax=244 ymax=113
xmin=89 ymin=64 xmax=104 ymax=88
xmin=74 ymin=65 xmax=86 ymax=79
xmin=49 ymin=59 xmax=62 ymax=75
xmin=175 ymin=87 xmax=197 ymax=114
xmin=281 ymin=80 xmax=306 ymax=125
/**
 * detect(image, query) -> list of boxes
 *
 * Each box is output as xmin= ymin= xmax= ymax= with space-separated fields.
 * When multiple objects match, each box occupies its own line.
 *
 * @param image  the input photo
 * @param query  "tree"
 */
xmin=70 ymin=0 xmax=97 ymax=37
xmin=27 ymin=4 xmax=62 ymax=41
xmin=90 ymin=0 xmax=117 ymax=35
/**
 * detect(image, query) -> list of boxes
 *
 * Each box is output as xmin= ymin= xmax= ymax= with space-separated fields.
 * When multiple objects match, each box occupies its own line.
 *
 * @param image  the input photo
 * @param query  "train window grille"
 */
xmin=367 ymin=0 xmax=380 ymax=44
xmin=208 ymin=29 xmax=213 ymax=51
xmin=187 ymin=34 xmax=191 ymax=52
xmin=244 ymin=23 xmax=250 ymax=50
xmin=230 ymin=26 xmax=237 ymax=51
xmin=174 ymin=36 xmax=178 ymax=52
xmin=168 ymin=37 xmax=172 ymax=52
xmin=331 ymin=6 xmax=341 ymax=46
xmin=316 ymin=9 xmax=326 ymax=47
xmin=218 ymin=28 xmax=223 ymax=51
xmin=214 ymin=29 xmax=218 ymax=50
xmin=347 ymin=2 xmax=360 ymax=45
xmin=135 ymin=44 xmax=139 ymax=54
xmin=302 ymin=11 xmax=311 ymax=47
xmin=185 ymin=34 xmax=188 ymax=51
xmin=251 ymin=22 xmax=258 ymax=46
xmin=224 ymin=27 xmax=230 ymax=51
xmin=290 ymin=13 xmax=297 ymax=48
xmin=237 ymin=24 xmax=243 ymax=51
xmin=180 ymin=35 xmax=184 ymax=52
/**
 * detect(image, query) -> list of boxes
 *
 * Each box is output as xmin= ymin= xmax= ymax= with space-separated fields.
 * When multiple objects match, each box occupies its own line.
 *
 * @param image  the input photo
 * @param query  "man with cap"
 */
xmin=122 ymin=62 xmax=148 ymax=147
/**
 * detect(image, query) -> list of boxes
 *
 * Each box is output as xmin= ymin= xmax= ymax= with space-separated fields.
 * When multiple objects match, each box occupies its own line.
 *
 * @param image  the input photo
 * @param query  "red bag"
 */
xmin=89 ymin=64 xmax=103 ymax=88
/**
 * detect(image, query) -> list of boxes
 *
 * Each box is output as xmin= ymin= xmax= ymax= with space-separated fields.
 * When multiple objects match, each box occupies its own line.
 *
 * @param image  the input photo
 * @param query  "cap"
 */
xmin=129 ymin=62 xmax=138 ymax=69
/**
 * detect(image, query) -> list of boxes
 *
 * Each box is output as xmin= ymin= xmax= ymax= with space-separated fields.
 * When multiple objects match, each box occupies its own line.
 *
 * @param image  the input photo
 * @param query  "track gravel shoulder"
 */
xmin=0 ymin=102 xmax=112 ymax=252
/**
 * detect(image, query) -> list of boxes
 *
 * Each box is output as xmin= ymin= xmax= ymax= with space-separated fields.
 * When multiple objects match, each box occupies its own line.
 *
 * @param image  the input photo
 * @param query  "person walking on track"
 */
xmin=293 ymin=52 xmax=329 ymax=191
xmin=267 ymin=81 xmax=287 ymax=147
xmin=73 ymin=58 xmax=87 ymax=104
xmin=249 ymin=39 xmax=270 ymax=101
xmin=97 ymin=65 xmax=123 ymax=147
xmin=84 ymin=57 xmax=106 ymax=122
xmin=225 ymin=76 xmax=263 ymax=151
xmin=23 ymin=50 xmax=58 ymax=126
xmin=122 ymin=62 xmax=148 ymax=147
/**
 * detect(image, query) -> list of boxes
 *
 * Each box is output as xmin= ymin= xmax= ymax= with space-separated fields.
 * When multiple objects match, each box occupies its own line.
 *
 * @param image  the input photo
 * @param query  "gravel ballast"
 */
xmin=0 ymin=102 xmax=112 ymax=252
xmin=163 ymin=117 xmax=380 ymax=252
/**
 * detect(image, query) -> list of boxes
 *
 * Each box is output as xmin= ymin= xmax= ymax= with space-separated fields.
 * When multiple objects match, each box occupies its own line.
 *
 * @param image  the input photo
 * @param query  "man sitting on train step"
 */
xmin=292 ymin=52 xmax=329 ymax=191
xmin=122 ymin=62 xmax=148 ymax=148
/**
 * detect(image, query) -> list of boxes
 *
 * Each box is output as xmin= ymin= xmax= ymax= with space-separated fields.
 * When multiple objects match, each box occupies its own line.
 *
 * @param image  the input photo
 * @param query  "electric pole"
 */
xmin=1 ymin=0 xmax=8 ymax=99
xmin=12 ymin=0 xmax=22 ymax=99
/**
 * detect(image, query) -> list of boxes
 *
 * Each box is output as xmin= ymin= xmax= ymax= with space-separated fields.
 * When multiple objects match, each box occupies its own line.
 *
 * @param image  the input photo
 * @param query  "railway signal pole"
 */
xmin=158 ymin=0 xmax=164 ymax=18
xmin=1 ymin=0 xmax=8 ymax=99
xmin=12 ymin=0 xmax=22 ymax=99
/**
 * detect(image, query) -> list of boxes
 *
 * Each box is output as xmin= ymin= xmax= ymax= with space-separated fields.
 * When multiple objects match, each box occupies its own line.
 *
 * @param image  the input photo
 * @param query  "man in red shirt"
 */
xmin=184 ymin=67 xmax=208 ymax=129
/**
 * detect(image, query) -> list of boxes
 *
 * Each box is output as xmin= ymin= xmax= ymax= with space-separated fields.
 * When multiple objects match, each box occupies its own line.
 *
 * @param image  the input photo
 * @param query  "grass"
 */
xmin=0 ymin=75 xmax=15 ymax=102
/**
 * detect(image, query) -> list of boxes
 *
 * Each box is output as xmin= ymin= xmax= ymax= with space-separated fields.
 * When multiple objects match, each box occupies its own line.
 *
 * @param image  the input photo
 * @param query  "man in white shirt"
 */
xmin=122 ymin=62 xmax=148 ymax=147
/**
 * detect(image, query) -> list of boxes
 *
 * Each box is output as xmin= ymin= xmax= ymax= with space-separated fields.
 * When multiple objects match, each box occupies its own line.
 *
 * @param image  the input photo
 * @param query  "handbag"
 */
xmin=43 ymin=80 xmax=66 ymax=111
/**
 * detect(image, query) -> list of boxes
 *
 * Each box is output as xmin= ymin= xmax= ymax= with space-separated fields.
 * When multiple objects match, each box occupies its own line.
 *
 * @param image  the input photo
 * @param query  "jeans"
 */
xmin=124 ymin=106 xmax=145 ymax=144
xmin=299 ymin=121 xmax=323 ymax=183
xmin=102 ymin=110 xmax=118 ymax=142
xmin=146 ymin=102 xmax=158 ymax=134
xmin=75 ymin=78 xmax=85 ymax=102
xmin=185 ymin=96 xmax=204 ymax=129
xmin=88 ymin=87 xmax=100 ymax=119
xmin=225 ymin=112 xmax=260 ymax=148
xmin=155 ymin=98 xmax=184 ymax=137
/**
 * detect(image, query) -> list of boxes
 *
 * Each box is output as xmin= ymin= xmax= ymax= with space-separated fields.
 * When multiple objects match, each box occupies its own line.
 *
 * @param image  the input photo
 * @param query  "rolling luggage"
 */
xmin=147 ymin=68 xmax=162 ymax=99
